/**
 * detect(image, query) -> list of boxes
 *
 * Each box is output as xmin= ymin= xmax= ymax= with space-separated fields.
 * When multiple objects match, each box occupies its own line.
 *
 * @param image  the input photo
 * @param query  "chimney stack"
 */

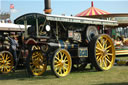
xmin=44 ymin=0 xmax=52 ymax=14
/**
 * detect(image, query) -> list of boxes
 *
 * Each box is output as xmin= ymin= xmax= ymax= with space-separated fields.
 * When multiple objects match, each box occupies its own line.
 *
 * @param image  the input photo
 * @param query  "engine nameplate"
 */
xmin=78 ymin=47 xmax=88 ymax=57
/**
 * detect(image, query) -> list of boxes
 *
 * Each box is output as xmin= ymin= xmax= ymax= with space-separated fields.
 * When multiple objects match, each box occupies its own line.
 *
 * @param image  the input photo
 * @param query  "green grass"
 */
xmin=0 ymin=65 xmax=128 ymax=85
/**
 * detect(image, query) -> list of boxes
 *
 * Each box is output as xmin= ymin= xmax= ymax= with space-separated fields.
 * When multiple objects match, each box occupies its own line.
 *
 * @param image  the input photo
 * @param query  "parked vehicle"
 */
xmin=14 ymin=13 xmax=118 ymax=77
xmin=0 ymin=23 xmax=26 ymax=73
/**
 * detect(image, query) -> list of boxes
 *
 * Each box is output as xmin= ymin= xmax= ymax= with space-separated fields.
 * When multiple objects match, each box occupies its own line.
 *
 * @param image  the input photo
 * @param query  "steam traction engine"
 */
xmin=14 ymin=13 xmax=118 ymax=77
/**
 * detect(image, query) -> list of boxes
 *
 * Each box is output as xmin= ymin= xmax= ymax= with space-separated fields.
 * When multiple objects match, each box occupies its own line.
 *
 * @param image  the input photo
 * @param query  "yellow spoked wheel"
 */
xmin=89 ymin=34 xmax=115 ymax=71
xmin=51 ymin=49 xmax=72 ymax=77
xmin=0 ymin=51 xmax=14 ymax=74
xmin=26 ymin=50 xmax=47 ymax=76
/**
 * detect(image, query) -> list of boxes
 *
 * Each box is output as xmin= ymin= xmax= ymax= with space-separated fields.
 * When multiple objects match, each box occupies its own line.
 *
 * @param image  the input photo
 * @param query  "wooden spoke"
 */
xmin=104 ymin=57 xmax=107 ymax=67
xmin=97 ymin=40 xmax=103 ymax=49
xmin=106 ymin=57 xmax=111 ymax=64
xmin=105 ymin=45 xmax=112 ymax=50
xmin=96 ymin=47 xmax=103 ymax=52
xmin=96 ymin=53 xmax=101 ymax=56
xmin=107 ymin=53 xmax=113 ymax=56
xmin=103 ymin=40 xmax=107 ymax=48
xmin=97 ymin=56 xmax=103 ymax=62
xmin=106 ymin=55 xmax=110 ymax=59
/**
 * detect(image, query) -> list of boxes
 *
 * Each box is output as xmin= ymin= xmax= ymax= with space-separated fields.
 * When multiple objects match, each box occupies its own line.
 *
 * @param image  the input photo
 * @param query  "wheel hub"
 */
xmin=102 ymin=49 xmax=107 ymax=56
xmin=58 ymin=60 xmax=65 ymax=67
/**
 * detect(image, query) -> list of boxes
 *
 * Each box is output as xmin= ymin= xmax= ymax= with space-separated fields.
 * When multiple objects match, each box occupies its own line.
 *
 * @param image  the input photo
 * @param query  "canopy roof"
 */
xmin=14 ymin=13 xmax=118 ymax=26
xmin=0 ymin=23 xmax=26 ymax=31
xmin=76 ymin=1 xmax=110 ymax=17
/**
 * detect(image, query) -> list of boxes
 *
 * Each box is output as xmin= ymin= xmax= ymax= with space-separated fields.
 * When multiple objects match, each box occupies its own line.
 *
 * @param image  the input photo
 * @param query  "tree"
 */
xmin=0 ymin=12 xmax=10 ymax=20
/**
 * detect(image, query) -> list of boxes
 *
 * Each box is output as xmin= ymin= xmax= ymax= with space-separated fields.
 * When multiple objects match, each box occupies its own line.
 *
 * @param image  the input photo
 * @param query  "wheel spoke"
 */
xmin=64 ymin=56 xmax=67 ymax=61
xmin=6 ymin=62 xmax=11 ymax=65
xmin=3 ymin=53 xmax=6 ymax=59
xmin=54 ymin=60 xmax=59 ymax=64
xmin=4 ymin=66 xmax=8 ymax=72
xmin=107 ymin=50 xmax=109 ymax=53
xmin=103 ymin=40 xmax=107 ymax=48
xmin=96 ymin=56 xmax=99 ymax=60
xmin=1 ymin=67 xmax=4 ymax=72
xmin=96 ymin=53 xmax=101 ymax=56
xmin=107 ymin=53 xmax=113 ymax=56
xmin=55 ymin=67 xmax=59 ymax=71
xmin=97 ymin=40 xmax=103 ymax=49
xmin=39 ymin=65 xmax=44 ymax=69
xmin=55 ymin=57 xmax=60 ymax=61
xmin=96 ymin=47 xmax=103 ymax=52
xmin=97 ymin=56 xmax=102 ymax=62
xmin=106 ymin=55 xmax=110 ymax=59
xmin=104 ymin=57 xmax=107 ymax=67
xmin=62 ymin=66 xmax=66 ymax=73
xmin=100 ymin=37 xmax=104 ymax=46
xmin=106 ymin=57 xmax=111 ymax=64
xmin=60 ymin=52 xmax=64 ymax=60
xmin=0 ymin=65 xmax=3 ymax=68
xmin=32 ymin=54 xmax=39 ymax=58
xmin=99 ymin=59 xmax=102 ymax=67
xmin=65 ymin=60 xmax=68 ymax=63
xmin=105 ymin=45 xmax=112 ymax=50
xmin=59 ymin=67 xmax=62 ymax=74
xmin=0 ymin=58 xmax=2 ymax=61
xmin=99 ymin=55 xmax=104 ymax=67
xmin=6 ymin=56 xmax=10 ymax=60
xmin=64 ymin=63 xmax=69 ymax=68
xmin=54 ymin=64 xmax=60 ymax=68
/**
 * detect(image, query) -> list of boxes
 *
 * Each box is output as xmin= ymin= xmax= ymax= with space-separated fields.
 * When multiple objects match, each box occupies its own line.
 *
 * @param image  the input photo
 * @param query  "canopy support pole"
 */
xmin=56 ymin=22 xmax=58 ymax=40
xmin=36 ymin=18 xmax=39 ymax=37
xmin=24 ymin=20 xmax=28 ymax=38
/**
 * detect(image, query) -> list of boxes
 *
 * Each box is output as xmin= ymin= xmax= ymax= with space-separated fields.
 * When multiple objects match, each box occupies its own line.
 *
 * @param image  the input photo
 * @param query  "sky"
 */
xmin=0 ymin=0 xmax=128 ymax=21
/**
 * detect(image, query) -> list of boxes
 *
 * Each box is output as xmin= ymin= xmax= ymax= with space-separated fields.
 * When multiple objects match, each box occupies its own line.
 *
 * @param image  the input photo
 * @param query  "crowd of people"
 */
xmin=112 ymin=35 xmax=128 ymax=47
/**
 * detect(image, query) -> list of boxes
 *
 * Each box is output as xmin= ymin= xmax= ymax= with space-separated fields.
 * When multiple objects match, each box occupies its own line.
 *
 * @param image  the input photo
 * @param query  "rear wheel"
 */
xmin=26 ymin=50 xmax=47 ymax=76
xmin=51 ymin=49 xmax=72 ymax=77
xmin=0 ymin=51 xmax=14 ymax=74
xmin=89 ymin=34 xmax=115 ymax=71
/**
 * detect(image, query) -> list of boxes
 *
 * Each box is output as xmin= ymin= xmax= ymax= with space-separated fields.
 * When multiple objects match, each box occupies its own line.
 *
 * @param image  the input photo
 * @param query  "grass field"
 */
xmin=0 ymin=65 xmax=128 ymax=85
xmin=0 ymin=56 xmax=128 ymax=85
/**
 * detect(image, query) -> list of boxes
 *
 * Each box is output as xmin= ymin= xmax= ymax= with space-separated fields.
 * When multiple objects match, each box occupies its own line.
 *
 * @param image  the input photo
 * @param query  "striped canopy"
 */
xmin=76 ymin=1 xmax=110 ymax=17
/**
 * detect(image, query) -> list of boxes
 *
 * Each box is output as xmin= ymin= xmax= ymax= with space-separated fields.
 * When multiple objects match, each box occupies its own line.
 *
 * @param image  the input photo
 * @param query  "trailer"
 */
xmin=14 ymin=13 xmax=118 ymax=77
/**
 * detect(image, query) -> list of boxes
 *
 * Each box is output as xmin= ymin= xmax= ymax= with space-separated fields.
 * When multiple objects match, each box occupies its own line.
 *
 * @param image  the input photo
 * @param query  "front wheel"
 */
xmin=89 ymin=34 xmax=115 ymax=71
xmin=26 ymin=50 xmax=47 ymax=76
xmin=51 ymin=49 xmax=72 ymax=78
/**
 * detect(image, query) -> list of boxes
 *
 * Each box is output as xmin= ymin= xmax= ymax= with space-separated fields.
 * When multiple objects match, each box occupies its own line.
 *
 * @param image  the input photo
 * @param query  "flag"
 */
xmin=10 ymin=4 xmax=14 ymax=9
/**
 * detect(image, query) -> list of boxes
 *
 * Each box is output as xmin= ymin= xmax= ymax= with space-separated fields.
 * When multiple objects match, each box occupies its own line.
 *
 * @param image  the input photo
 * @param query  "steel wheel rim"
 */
xmin=0 ymin=51 xmax=13 ymax=73
xmin=96 ymin=35 xmax=115 ymax=70
xmin=30 ymin=51 xmax=47 ymax=76
xmin=53 ymin=49 xmax=72 ymax=77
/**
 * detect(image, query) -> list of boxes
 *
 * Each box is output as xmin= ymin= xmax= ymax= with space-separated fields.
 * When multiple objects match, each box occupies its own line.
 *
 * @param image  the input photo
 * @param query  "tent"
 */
xmin=75 ymin=1 xmax=109 ymax=17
